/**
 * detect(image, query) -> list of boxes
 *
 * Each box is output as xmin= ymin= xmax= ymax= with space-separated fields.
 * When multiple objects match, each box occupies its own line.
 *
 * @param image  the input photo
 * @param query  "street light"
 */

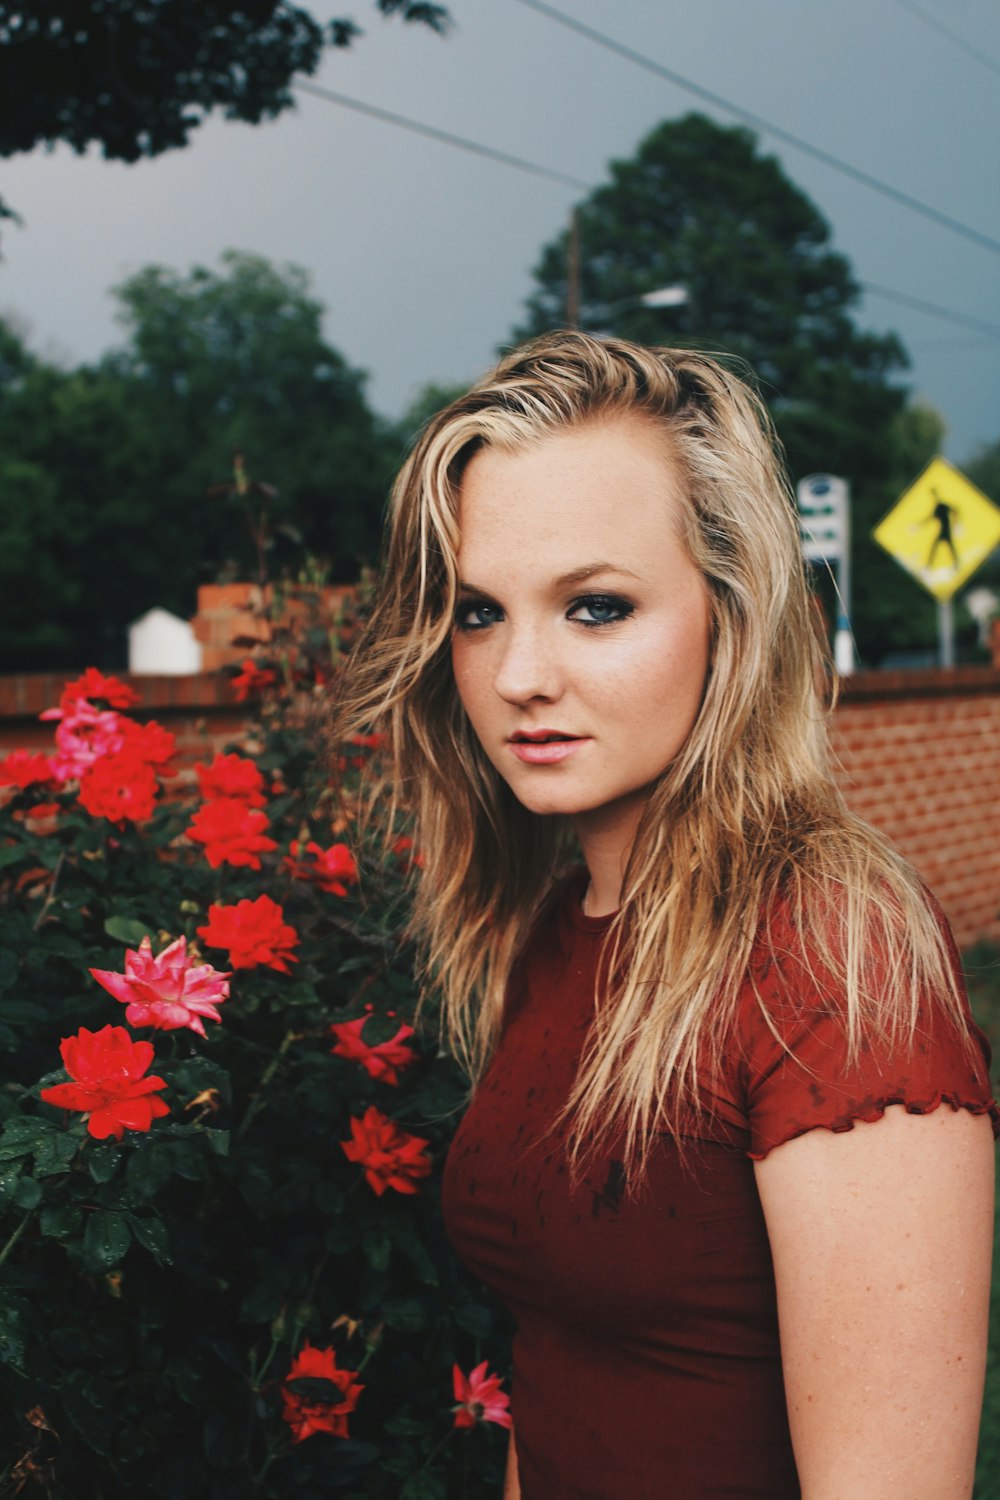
xmin=636 ymin=286 xmax=689 ymax=309
xmin=588 ymin=285 xmax=690 ymax=338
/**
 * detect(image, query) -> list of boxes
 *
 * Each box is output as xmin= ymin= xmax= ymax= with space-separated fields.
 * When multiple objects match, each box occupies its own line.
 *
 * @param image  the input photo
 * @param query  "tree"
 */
xmin=515 ymin=113 xmax=938 ymax=663
xmin=0 ymin=254 xmax=394 ymax=669
xmin=966 ymin=437 xmax=1000 ymax=513
xmin=0 ymin=2 xmax=448 ymax=163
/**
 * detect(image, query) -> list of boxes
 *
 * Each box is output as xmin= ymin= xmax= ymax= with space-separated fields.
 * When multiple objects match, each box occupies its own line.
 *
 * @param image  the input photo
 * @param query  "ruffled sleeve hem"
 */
xmin=747 ymin=1089 xmax=1000 ymax=1162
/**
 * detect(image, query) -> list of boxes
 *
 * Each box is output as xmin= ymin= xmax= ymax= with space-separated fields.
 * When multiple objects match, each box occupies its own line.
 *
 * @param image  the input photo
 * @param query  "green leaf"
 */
xmin=165 ymin=1138 xmax=205 ymax=1182
xmin=12 ymin=1176 xmax=42 ymax=1210
xmin=238 ymin=1282 xmax=282 ymax=1325
xmin=34 ymin=1130 xmax=80 ymax=1177
xmin=0 ymin=844 xmax=29 ymax=870
xmin=452 ymin=1299 xmax=494 ymax=1338
xmin=87 ymin=1144 xmax=121 ymax=1184
xmin=127 ymin=1214 xmax=172 ymax=1266
xmin=362 ymin=1230 xmax=391 ymax=1272
xmin=381 ymin=1295 xmax=427 ymax=1331
xmin=400 ymin=1472 xmax=447 ymax=1500
xmin=0 ymin=1165 xmax=23 ymax=1206
xmin=39 ymin=1202 xmax=83 ymax=1239
xmin=0 ymin=1295 xmax=27 ymax=1372
xmin=384 ymin=1414 xmax=427 ymax=1438
xmin=103 ymin=915 xmax=154 ymax=946
xmin=203 ymin=1409 xmax=241 ymax=1470
xmin=83 ymin=1209 xmax=131 ymax=1269
xmin=395 ymin=1231 xmax=440 ymax=1287
xmin=61 ymin=1373 xmax=118 ymax=1457
xmin=0 ymin=1118 xmax=56 ymax=1160
xmin=0 ymin=950 xmax=19 ymax=993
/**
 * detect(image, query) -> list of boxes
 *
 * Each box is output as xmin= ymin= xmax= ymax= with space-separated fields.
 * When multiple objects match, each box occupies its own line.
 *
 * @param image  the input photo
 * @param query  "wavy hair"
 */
xmin=332 ymin=330 xmax=967 ymax=1181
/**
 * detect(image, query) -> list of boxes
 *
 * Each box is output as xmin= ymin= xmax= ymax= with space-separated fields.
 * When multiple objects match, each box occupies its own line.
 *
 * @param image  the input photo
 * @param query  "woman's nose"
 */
xmin=493 ymin=626 xmax=561 ymax=705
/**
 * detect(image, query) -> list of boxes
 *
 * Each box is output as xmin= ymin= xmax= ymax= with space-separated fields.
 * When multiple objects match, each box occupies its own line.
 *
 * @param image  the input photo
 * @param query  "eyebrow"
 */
xmin=458 ymin=561 xmax=641 ymax=594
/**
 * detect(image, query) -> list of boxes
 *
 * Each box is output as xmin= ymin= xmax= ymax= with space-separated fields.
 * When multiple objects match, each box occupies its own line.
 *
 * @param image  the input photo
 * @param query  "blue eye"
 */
xmin=569 ymin=593 xmax=634 ymax=626
xmin=455 ymin=599 xmax=503 ymax=631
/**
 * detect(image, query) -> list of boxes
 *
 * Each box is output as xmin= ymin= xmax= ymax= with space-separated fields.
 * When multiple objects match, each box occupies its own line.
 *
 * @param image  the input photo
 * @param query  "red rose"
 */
xmin=50 ymin=669 xmax=140 ymax=716
xmin=187 ymin=798 xmax=277 ymax=869
xmin=119 ymin=718 xmax=178 ymax=773
xmin=197 ymin=895 xmax=299 ymax=971
xmin=329 ymin=1015 xmax=418 ymax=1086
xmin=0 ymin=750 xmax=57 ymax=790
xmin=194 ymin=753 xmax=267 ymax=807
xmin=452 ymin=1361 xmax=512 ymax=1430
xmin=40 ymin=1024 xmax=169 ymax=1141
xmin=77 ymin=750 xmax=159 ymax=824
xmin=231 ymin=658 xmax=277 ymax=702
xmin=340 ymin=1106 xmax=432 ymax=1196
xmin=284 ymin=840 xmax=358 ymax=896
xmin=281 ymin=1343 xmax=363 ymax=1443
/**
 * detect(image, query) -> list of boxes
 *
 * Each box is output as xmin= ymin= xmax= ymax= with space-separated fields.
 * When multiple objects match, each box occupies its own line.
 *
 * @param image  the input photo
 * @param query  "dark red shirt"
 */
xmin=441 ymin=872 xmax=998 ymax=1500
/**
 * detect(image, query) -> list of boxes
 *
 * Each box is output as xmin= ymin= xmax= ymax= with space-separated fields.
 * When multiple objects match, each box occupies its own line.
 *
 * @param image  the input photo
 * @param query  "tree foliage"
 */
xmin=0 ymin=253 xmax=394 ymax=671
xmin=515 ymin=112 xmax=950 ymax=664
xmin=0 ymin=1 xmax=449 ymax=163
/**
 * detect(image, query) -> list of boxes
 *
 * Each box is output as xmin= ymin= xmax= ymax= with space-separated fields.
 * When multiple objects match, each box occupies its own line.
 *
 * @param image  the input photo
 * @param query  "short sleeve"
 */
xmin=738 ymin=903 xmax=1000 ymax=1161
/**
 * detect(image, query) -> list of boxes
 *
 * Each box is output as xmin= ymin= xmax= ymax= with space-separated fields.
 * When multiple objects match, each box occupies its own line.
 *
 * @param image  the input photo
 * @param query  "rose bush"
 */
xmin=0 ymin=599 xmax=510 ymax=1498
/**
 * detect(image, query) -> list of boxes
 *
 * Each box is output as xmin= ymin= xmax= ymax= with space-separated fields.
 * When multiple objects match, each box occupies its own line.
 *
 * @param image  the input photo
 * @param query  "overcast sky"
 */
xmin=2 ymin=0 xmax=998 ymax=469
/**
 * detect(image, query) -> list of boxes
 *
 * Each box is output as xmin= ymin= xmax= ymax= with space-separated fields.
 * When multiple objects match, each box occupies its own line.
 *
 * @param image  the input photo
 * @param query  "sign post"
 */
xmin=797 ymin=474 xmax=853 ymax=673
xmin=872 ymin=457 xmax=1000 ymax=666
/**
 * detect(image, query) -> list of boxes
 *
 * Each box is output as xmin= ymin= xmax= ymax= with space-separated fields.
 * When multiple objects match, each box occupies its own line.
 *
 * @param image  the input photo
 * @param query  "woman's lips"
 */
xmin=508 ymin=735 xmax=587 ymax=765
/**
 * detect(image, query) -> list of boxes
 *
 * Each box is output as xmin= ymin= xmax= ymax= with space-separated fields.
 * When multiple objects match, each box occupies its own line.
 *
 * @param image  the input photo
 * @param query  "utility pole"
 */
xmin=566 ymin=208 xmax=580 ymax=328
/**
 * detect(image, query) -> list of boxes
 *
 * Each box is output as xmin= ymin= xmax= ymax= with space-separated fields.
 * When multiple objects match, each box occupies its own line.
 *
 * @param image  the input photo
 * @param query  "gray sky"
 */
xmin=2 ymin=0 xmax=998 ymax=468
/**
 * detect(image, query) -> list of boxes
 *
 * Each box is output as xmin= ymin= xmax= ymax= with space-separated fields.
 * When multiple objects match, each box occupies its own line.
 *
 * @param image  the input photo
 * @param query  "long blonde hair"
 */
xmin=333 ymin=330 xmax=967 ymax=1179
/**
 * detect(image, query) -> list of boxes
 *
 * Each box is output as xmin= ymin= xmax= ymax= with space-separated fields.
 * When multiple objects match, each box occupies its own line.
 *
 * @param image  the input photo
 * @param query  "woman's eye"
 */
xmin=455 ymin=599 xmax=503 ymax=631
xmin=568 ymin=593 xmax=634 ymax=626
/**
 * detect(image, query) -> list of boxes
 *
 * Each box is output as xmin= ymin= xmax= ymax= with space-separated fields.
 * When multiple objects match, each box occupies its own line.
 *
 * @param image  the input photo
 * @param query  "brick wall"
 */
xmin=831 ymin=666 xmax=1000 ymax=948
xmin=0 ymin=671 xmax=248 ymax=771
xmin=2 ymin=664 xmax=999 ymax=948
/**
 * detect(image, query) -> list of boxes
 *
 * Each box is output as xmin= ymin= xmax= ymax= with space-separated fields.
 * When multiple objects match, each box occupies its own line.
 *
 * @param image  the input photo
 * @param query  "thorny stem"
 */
xmin=399 ymin=1427 xmax=454 ymax=1494
xmin=31 ymin=852 xmax=66 ymax=932
xmin=254 ymin=1331 xmax=284 ymax=1391
xmin=0 ymin=1209 xmax=34 ymax=1269
xmin=236 ymin=1029 xmax=298 ymax=1142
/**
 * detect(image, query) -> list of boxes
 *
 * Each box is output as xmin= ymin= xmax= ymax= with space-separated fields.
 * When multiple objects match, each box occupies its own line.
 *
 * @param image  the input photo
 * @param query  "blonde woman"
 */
xmin=336 ymin=332 xmax=997 ymax=1499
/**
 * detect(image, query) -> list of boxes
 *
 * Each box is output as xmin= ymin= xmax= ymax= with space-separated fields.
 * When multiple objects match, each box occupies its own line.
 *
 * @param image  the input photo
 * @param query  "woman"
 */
xmin=336 ymin=331 xmax=997 ymax=1498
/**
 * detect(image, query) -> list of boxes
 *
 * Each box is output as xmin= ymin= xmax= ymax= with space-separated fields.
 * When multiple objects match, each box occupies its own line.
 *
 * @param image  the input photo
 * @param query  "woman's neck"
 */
xmin=574 ymin=797 xmax=647 ymax=917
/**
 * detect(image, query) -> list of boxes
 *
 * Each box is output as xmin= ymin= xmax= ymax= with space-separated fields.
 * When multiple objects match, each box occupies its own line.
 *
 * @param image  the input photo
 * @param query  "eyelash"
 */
xmin=454 ymin=593 xmax=635 ymax=632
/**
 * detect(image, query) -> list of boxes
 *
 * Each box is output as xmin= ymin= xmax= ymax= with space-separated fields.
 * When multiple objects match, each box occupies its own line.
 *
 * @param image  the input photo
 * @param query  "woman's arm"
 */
xmin=503 ymin=1426 xmax=521 ymax=1500
xmin=755 ymin=1104 xmax=995 ymax=1500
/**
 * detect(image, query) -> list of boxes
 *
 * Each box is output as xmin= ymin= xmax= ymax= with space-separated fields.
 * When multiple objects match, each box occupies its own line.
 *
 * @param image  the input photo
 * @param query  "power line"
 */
xmin=510 ymin=0 xmax=1000 ymax=260
xmin=888 ymin=0 xmax=1000 ymax=79
xmin=295 ymin=80 xmax=591 ymax=191
xmin=859 ymin=281 xmax=1000 ymax=342
xmin=295 ymin=82 xmax=999 ymax=348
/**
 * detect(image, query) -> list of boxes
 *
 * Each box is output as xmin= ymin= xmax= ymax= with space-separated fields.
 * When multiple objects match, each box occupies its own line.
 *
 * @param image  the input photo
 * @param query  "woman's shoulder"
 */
xmin=729 ymin=879 xmax=999 ymax=1160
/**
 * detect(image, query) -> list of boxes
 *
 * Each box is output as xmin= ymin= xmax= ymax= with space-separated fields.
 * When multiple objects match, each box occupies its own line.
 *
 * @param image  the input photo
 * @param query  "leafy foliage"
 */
xmin=514 ymin=112 xmax=963 ymax=664
xmin=0 ymin=601 xmax=509 ymax=1497
xmin=0 ymin=254 xmax=394 ymax=670
xmin=0 ymin=2 xmax=449 ymax=162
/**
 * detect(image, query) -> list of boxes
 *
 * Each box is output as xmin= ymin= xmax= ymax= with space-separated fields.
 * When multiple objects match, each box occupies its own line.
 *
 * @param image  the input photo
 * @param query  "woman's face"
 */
xmin=451 ymin=415 xmax=712 ymax=853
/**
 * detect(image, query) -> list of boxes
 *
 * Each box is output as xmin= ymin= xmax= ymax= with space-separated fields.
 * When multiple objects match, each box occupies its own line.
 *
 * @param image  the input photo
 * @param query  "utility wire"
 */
xmin=295 ymin=79 xmax=591 ymax=190
xmin=859 ymin=281 xmax=1000 ymax=342
xmin=295 ymin=83 xmax=999 ymax=348
xmin=888 ymin=0 xmax=1000 ymax=79
xmin=510 ymin=0 xmax=1000 ymax=260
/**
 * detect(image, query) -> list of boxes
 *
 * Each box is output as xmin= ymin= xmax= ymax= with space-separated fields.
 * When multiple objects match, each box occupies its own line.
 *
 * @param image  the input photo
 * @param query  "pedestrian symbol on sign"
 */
xmin=926 ymin=491 xmax=959 ymax=571
xmin=873 ymin=457 xmax=1000 ymax=604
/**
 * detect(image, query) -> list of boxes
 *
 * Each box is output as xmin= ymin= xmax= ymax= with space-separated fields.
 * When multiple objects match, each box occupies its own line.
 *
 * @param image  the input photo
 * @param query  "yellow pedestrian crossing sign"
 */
xmin=873 ymin=456 xmax=1000 ymax=602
